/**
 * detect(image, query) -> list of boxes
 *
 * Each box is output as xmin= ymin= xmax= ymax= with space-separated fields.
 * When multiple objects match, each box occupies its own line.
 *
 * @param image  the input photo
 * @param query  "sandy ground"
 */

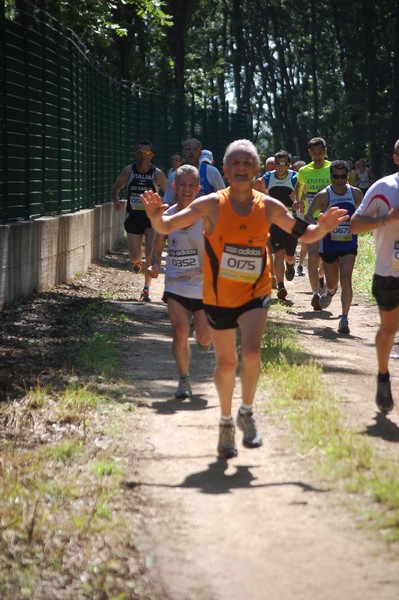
xmin=110 ymin=261 xmax=399 ymax=600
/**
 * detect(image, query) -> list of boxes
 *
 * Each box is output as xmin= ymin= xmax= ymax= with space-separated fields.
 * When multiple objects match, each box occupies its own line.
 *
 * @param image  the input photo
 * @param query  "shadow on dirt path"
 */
xmin=118 ymin=269 xmax=399 ymax=600
xmin=4 ymin=247 xmax=398 ymax=599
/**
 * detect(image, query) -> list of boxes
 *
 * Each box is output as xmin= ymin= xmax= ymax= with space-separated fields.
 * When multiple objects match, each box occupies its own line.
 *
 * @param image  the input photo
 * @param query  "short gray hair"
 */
xmin=174 ymin=164 xmax=199 ymax=183
xmin=223 ymin=139 xmax=260 ymax=167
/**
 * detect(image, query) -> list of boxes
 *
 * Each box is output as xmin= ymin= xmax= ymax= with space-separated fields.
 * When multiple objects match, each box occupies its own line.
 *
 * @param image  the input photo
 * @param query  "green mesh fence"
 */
xmin=0 ymin=7 xmax=253 ymax=223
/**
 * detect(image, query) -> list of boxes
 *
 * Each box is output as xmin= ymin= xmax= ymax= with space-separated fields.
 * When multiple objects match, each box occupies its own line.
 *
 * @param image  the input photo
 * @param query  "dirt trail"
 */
xmin=112 ymin=266 xmax=399 ymax=600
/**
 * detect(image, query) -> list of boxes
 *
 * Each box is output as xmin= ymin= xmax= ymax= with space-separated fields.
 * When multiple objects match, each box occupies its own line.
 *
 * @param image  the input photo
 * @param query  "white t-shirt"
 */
xmin=354 ymin=173 xmax=399 ymax=277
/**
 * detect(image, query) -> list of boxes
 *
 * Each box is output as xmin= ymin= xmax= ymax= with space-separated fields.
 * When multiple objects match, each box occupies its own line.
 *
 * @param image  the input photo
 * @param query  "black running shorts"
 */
xmin=319 ymin=249 xmax=357 ymax=264
xmin=162 ymin=291 xmax=204 ymax=313
xmin=124 ymin=211 xmax=152 ymax=235
xmin=372 ymin=274 xmax=399 ymax=311
xmin=203 ymin=295 xmax=272 ymax=330
xmin=269 ymin=224 xmax=298 ymax=257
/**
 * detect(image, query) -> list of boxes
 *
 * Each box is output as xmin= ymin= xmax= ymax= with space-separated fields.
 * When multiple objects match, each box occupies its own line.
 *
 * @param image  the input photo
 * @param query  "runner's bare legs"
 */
xmin=210 ymin=308 xmax=268 ymax=415
xmin=376 ymin=307 xmax=399 ymax=374
xmin=210 ymin=328 xmax=237 ymax=417
xmin=238 ymin=308 xmax=269 ymax=406
xmin=167 ymin=298 xmax=191 ymax=377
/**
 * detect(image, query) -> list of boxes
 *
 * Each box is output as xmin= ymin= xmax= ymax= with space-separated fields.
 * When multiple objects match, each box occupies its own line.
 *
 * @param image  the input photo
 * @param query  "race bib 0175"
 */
xmin=219 ymin=244 xmax=263 ymax=283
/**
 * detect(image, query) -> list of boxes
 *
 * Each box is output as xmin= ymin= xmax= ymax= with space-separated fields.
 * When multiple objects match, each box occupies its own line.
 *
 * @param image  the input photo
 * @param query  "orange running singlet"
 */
xmin=203 ymin=188 xmax=272 ymax=307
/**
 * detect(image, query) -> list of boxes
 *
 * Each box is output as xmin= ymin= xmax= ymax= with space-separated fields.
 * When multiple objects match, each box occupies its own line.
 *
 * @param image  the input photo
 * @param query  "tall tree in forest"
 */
xmin=164 ymin=0 xmax=198 ymax=98
xmin=6 ymin=0 xmax=399 ymax=172
xmin=392 ymin=2 xmax=399 ymax=166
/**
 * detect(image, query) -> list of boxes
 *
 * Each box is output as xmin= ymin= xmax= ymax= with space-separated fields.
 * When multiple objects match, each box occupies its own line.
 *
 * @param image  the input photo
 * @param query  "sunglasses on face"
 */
xmin=275 ymin=162 xmax=289 ymax=166
xmin=331 ymin=173 xmax=348 ymax=180
xmin=137 ymin=150 xmax=153 ymax=156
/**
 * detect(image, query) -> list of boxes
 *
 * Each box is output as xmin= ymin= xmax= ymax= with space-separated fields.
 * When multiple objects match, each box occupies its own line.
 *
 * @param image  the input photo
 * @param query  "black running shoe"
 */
xmin=297 ymin=264 xmax=305 ymax=276
xmin=311 ymin=293 xmax=322 ymax=311
xmin=175 ymin=376 xmax=192 ymax=399
xmin=277 ymin=286 xmax=287 ymax=301
xmin=376 ymin=379 xmax=394 ymax=413
xmin=285 ymin=263 xmax=295 ymax=281
xmin=337 ymin=316 xmax=350 ymax=334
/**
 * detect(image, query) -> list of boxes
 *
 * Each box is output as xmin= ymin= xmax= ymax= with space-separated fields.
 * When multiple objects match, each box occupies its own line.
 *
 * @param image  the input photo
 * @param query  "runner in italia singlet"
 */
xmin=126 ymin=163 xmax=157 ymax=217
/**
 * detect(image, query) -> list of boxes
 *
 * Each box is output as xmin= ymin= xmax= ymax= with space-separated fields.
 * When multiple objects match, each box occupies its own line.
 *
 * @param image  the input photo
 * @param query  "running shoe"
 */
xmin=140 ymin=288 xmax=151 ymax=302
xmin=198 ymin=342 xmax=212 ymax=352
xmin=277 ymin=286 xmax=287 ymax=301
xmin=175 ymin=375 xmax=192 ymax=399
xmin=297 ymin=264 xmax=305 ymax=276
xmin=132 ymin=261 xmax=142 ymax=274
xmin=285 ymin=263 xmax=295 ymax=281
xmin=320 ymin=287 xmax=337 ymax=310
xmin=193 ymin=330 xmax=212 ymax=352
xmin=217 ymin=421 xmax=238 ymax=459
xmin=375 ymin=379 xmax=394 ymax=413
xmin=337 ymin=315 xmax=350 ymax=334
xmin=311 ymin=293 xmax=322 ymax=311
xmin=236 ymin=409 xmax=262 ymax=448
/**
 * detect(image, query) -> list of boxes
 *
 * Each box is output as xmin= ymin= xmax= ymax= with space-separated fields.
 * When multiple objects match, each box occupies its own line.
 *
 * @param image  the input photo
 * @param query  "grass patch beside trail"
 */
xmin=0 ymin=301 xmax=147 ymax=599
xmin=260 ymin=303 xmax=399 ymax=549
xmin=74 ymin=299 xmax=130 ymax=377
xmin=352 ymin=232 xmax=375 ymax=300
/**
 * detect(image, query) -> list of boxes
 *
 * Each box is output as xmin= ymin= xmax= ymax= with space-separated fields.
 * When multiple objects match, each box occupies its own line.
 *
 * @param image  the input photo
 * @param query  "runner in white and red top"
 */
xmin=351 ymin=140 xmax=399 ymax=413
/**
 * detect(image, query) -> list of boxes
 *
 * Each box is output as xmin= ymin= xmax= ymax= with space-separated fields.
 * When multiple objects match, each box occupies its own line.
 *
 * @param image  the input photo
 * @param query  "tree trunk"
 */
xmin=361 ymin=0 xmax=381 ymax=176
xmin=167 ymin=0 xmax=197 ymax=98
xmin=391 ymin=0 xmax=399 ymax=169
xmin=310 ymin=0 xmax=319 ymax=134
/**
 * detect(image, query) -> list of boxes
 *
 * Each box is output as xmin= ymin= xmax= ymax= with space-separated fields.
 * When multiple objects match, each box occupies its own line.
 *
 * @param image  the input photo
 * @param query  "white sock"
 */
xmin=220 ymin=415 xmax=234 ymax=424
xmin=239 ymin=403 xmax=253 ymax=415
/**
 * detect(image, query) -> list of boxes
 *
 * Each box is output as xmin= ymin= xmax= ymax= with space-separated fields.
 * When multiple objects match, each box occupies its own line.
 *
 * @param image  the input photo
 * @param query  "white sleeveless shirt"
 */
xmin=164 ymin=204 xmax=205 ymax=298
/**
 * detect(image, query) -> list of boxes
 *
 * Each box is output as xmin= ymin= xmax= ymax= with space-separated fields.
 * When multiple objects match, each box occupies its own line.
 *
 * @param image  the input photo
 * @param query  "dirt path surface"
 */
xmin=2 ymin=247 xmax=399 ymax=599
xmin=110 ymin=257 xmax=399 ymax=600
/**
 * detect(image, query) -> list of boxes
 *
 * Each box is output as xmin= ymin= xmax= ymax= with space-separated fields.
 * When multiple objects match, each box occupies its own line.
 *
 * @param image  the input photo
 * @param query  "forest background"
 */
xmin=7 ymin=0 xmax=399 ymax=176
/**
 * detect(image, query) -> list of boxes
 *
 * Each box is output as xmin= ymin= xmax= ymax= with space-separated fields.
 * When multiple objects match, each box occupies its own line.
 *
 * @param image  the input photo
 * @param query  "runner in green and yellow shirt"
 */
xmin=295 ymin=137 xmax=332 ymax=310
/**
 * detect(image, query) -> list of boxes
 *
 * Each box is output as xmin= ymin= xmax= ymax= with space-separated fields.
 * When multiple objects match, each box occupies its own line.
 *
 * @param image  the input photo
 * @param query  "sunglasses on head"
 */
xmin=331 ymin=173 xmax=348 ymax=180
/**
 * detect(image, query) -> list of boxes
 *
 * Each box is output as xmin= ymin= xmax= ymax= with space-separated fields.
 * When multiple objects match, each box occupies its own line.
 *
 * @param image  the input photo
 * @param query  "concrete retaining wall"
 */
xmin=0 ymin=203 xmax=125 ymax=312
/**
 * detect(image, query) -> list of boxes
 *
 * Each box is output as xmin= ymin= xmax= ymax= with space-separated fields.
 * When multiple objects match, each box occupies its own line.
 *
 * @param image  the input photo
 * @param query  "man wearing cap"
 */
xmin=200 ymin=149 xmax=214 ymax=164
xmin=163 ymin=139 xmax=225 ymax=204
